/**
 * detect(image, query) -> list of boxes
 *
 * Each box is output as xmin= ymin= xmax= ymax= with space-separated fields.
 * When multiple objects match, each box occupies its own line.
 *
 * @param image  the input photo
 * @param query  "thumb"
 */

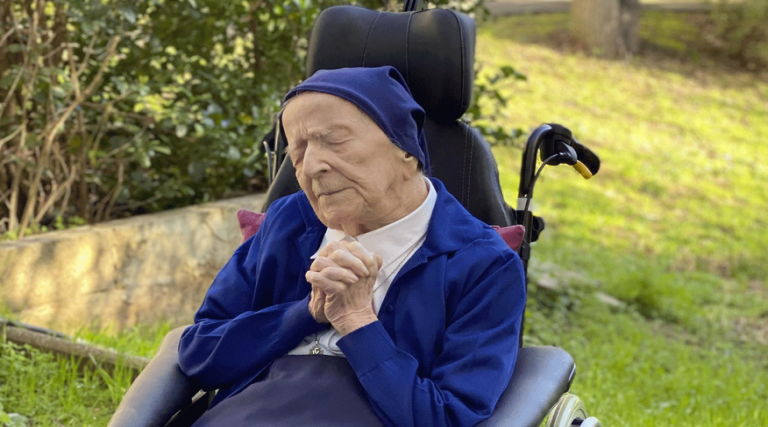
xmin=376 ymin=254 xmax=383 ymax=270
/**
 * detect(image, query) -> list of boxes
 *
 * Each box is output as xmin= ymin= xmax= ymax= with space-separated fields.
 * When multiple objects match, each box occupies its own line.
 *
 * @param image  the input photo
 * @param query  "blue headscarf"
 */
xmin=283 ymin=66 xmax=431 ymax=176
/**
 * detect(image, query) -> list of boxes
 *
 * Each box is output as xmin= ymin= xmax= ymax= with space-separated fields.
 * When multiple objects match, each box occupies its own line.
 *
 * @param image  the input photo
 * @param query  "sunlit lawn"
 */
xmin=0 ymin=323 xmax=168 ymax=426
xmin=479 ymin=11 xmax=768 ymax=426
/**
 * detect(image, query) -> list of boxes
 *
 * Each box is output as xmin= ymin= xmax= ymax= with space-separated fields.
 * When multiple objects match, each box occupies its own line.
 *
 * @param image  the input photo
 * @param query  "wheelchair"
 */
xmin=108 ymin=2 xmax=602 ymax=426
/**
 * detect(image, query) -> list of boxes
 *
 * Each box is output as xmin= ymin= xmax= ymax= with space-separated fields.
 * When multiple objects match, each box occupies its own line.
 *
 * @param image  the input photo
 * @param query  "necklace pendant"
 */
xmin=310 ymin=345 xmax=323 ymax=355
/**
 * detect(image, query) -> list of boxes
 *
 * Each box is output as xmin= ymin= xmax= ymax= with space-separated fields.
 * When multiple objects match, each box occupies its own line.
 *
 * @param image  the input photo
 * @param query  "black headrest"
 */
xmin=306 ymin=6 xmax=475 ymax=123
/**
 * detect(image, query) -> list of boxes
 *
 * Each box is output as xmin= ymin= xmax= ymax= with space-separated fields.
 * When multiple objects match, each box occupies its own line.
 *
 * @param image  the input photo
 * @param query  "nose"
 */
xmin=301 ymin=141 xmax=330 ymax=178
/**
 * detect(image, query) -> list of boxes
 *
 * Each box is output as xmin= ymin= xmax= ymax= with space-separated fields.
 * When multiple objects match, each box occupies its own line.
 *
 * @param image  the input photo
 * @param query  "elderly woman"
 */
xmin=178 ymin=66 xmax=526 ymax=427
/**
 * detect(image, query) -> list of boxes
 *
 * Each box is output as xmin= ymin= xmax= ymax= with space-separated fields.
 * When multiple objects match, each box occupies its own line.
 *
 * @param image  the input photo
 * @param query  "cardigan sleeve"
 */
xmin=337 ymin=244 xmax=525 ymax=427
xmin=177 ymin=204 xmax=325 ymax=392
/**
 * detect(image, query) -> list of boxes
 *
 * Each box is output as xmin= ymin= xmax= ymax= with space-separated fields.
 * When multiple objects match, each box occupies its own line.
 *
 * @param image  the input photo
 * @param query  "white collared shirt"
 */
xmin=287 ymin=178 xmax=437 ymax=357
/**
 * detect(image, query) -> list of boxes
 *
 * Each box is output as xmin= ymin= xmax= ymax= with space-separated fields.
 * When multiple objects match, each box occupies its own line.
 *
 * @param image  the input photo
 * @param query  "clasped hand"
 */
xmin=306 ymin=240 xmax=383 ymax=335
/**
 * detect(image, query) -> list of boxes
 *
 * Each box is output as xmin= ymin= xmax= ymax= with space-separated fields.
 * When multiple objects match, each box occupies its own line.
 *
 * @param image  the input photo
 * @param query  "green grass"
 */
xmin=479 ymin=11 xmax=768 ymax=426
xmin=526 ymin=287 xmax=768 ymax=426
xmin=0 ymin=323 xmax=169 ymax=426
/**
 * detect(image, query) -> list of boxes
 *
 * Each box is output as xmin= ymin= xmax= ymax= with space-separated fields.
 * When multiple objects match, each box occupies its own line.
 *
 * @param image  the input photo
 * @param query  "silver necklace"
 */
xmin=376 ymin=240 xmax=419 ymax=292
xmin=310 ymin=336 xmax=323 ymax=355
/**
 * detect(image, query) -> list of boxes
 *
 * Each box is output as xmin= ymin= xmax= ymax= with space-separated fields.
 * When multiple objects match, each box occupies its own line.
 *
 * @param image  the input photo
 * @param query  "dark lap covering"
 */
xmin=192 ymin=355 xmax=385 ymax=427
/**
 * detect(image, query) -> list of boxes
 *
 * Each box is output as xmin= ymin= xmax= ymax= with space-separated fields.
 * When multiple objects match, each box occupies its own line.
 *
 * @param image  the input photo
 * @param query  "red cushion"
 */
xmin=490 ymin=224 xmax=525 ymax=252
xmin=236 ymin=210 xmax=524 ymax=251
xmin=237 ymin=210 xmax=266 ymax=243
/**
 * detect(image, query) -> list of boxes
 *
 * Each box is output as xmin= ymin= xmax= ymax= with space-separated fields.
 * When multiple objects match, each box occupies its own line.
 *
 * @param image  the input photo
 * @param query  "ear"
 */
xmin=403 ymin=152 xmax=420 ymax=174
xmin=399 ymin=152 xmax=420 ymax=180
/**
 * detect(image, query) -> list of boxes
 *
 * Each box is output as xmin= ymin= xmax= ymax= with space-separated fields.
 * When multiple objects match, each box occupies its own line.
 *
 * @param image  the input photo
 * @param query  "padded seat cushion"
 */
xmin=478 ymin=346 xmax=575 ymax=427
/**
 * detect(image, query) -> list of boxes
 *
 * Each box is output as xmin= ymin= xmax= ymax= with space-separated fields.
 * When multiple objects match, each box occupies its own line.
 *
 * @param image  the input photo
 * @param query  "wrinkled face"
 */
xmin=281 ymin=92 xmax=418 ymax=234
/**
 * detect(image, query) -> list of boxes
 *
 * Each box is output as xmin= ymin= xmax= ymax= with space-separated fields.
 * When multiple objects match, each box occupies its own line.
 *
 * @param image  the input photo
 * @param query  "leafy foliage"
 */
xmin=1 ymin=0 xmax=509 ymax=238
xmin=464 ymin=64 xmax=527 ymax=146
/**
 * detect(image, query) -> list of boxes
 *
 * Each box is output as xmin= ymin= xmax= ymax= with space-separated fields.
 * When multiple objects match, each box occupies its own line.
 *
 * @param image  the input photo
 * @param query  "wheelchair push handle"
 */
xmin=537 ymin=124 xmax=600 ymax=179
xmin=518 ymin=124 xmax=601 ymax=199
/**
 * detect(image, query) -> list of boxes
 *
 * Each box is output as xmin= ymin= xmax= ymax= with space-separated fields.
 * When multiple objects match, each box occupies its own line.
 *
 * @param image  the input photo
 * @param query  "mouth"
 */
xmin=318 ymin=188 xmax=345 ymax=197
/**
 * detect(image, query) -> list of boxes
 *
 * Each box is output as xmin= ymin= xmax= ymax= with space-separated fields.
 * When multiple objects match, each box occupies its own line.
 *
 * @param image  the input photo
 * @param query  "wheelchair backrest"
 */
xmin=263 ymin=5 xmax=512 ymax=227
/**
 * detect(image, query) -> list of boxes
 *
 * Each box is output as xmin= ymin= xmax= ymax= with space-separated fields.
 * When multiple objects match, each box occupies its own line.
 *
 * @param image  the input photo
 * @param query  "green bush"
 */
xmin=706 ymin=0 xmax=768 ymax=70
xmin=1 ymin=0 xmax=501 ymax=238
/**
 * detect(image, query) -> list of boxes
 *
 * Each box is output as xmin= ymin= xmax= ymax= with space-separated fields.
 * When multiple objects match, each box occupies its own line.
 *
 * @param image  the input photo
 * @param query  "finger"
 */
xmin=309 ymin=287 xmax=320 ymax=309
xmin=310 ymin=256 xmax=345 ymax=273
xmin=306 ymin=270 xmax=345 ymax=294
xmin=342 ymin=241 xmax=378 ymax=276
xmin=317 ymin=241 xmax=346 ymax=258
xmin=327 ymin=248 xmax=369 ymax=277
xmin=316 ymin=242 xmax=369 ymax=276
xmin=309 ymin=288 xmax=328 ymax=323
xmin=312 ymin=254 xmax=367 ymax=278
xmin=318 ymin=266 xmax=358 ymax=284
xmin=311 ymin=286 xmax=326 ymax=304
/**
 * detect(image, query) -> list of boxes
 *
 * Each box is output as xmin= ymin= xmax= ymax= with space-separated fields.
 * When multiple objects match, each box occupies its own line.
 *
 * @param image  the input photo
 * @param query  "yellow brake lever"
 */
xmin=574 ymin=161 xmax=593 ymax=179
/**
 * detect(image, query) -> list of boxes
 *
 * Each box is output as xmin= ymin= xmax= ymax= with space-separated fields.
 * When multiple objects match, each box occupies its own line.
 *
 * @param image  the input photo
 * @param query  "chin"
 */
xmin=308 ymin=194 xmax=365 ymax=231
xmin=320 ymin=211 xmax=355 ymax=227
xmin=305 ymin=203 xmax=344 ymax=230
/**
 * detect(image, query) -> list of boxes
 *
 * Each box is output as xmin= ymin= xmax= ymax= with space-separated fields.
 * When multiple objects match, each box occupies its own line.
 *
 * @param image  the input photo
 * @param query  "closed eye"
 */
xmin=285 ymin=141 xmax=305 ymax=163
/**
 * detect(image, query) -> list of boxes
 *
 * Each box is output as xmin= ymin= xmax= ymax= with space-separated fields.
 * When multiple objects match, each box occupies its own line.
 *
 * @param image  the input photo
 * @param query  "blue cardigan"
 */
xmin=178 ymin=178 xmax=526 ymax=427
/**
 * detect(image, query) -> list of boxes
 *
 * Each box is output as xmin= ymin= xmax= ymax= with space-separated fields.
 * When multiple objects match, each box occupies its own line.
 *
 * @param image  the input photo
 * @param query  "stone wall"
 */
xmin=0 ymin=194 xmax=266 ymax=333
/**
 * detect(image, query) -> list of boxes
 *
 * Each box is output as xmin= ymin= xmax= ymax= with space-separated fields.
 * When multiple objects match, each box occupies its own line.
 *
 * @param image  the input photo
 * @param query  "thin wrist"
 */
xmin=334 ymin=309 xmax=378 ymax=336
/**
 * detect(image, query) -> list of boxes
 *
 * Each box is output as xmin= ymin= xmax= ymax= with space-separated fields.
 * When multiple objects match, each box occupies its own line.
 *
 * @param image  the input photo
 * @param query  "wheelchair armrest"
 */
xmin=108 ymin=326 xmax=201 ymax=427
xmin=478 ymin=346 xmax=575 ymax=427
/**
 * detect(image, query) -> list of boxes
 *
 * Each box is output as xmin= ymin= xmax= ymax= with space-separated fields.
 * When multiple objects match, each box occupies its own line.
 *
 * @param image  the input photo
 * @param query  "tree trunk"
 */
xmin=572 ymin=0 xmax=640 ymax=58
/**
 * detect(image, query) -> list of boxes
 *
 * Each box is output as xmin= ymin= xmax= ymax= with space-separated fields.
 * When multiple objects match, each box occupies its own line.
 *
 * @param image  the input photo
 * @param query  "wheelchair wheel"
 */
xmin=545 ymin=394 xmax=601 ymax=427
xmin=580 ymin=417 xmax=603 ymax=427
